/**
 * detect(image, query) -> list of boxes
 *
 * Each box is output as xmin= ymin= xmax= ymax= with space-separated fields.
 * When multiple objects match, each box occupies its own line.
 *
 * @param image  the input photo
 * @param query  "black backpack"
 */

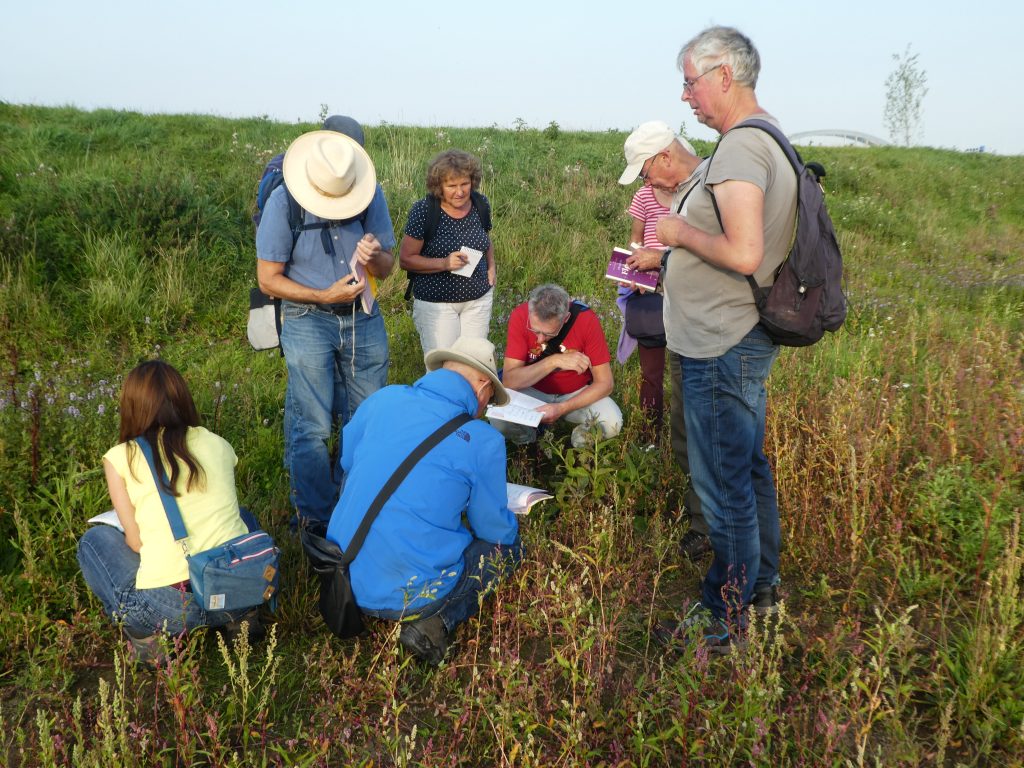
xmin=404 ymin=191 xmax=492 ymax=300
xmin=707 ymin=119 xmax=847 ymax=347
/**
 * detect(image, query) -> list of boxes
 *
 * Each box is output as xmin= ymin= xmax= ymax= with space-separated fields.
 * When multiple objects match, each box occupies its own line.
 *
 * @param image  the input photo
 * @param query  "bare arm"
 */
xmin=501 ymin=350 xmax=591 ymax=391
xmin=629 ymin=219 xmax=645 ymax=246
xmin=104 ymin=458 xmax=142 ymax=552
xmin=486 ymin=242 xmax=496 ymax=286
xmin=257 ymin=259 xmax=367 ymax=305
xmin=353 ymin=233 xmax=394 ymax=279
xmin=398 ymin=235 xmax=469 ymax=274
xmin=656 ymin=179 xmax=766 ymax=276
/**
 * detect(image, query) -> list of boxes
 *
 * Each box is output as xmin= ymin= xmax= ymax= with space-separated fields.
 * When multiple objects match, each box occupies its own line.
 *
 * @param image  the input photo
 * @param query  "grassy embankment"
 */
xmin=1 ymin=103 xmax=1022 ymax=766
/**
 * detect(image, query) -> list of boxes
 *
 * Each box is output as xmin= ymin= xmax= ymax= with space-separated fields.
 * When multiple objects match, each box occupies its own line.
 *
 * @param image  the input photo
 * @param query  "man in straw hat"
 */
xmin=257 ymin=121 xmax=396 ymax=531
xmin=326 ymin=337 xmax=522 ymax=665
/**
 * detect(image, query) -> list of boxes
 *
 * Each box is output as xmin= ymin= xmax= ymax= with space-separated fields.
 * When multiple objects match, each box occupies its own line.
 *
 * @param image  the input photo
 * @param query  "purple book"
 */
xmin=605 ymin=247 xmax=659 ymax=291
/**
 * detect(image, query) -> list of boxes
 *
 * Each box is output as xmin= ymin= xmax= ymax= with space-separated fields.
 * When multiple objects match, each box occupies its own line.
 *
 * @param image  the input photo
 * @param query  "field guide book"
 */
xmin=605 ymin=246 xmax=659 ymax=291
xmin=506 ymin=483 xmax=553 ymax=515
xmin=486 ymin=389 xmax=546 ymax=428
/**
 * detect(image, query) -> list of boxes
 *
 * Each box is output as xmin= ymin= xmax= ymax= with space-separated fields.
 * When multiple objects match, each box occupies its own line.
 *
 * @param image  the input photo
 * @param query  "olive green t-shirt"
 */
xmin=663 ymin=115 xmax=797 ymax=358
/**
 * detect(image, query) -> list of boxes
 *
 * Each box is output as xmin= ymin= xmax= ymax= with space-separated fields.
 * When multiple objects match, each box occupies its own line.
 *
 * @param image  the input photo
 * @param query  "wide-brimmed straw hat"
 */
xmin=424 ymin=337 xmax=510 ymax=406
xmin=282 ymin=130 xmax=376 ymax=220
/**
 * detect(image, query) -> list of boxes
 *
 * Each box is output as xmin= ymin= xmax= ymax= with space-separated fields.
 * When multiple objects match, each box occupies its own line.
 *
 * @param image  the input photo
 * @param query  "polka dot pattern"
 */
xmin=404 ymin=195 xmax=492 ymax=303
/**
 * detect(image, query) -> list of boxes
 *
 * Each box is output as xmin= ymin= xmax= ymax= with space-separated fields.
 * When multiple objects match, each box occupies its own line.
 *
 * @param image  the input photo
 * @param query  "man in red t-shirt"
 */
xmin=495 ymin=284 xmax=622 ymax=448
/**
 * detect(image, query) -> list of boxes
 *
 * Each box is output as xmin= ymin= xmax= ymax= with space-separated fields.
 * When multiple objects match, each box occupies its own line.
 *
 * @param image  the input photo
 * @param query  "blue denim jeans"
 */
xmin=281 ymin=301 xmax=389 ymax=525
xmin=362 ymin=538 xmax=522 ymax=632
xmin=77 ymin=525 xmax=254 ymax=636
xmin=679 ymin=325 xmax=781 ymax=622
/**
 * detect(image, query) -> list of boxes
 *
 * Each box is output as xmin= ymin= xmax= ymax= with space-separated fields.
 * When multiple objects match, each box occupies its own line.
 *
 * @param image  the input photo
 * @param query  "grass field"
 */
xmin=1 ymin=103 xmax=1022 ymax=766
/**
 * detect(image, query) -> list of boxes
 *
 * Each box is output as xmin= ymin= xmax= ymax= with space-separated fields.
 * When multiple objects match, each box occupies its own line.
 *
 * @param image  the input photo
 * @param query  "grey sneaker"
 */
xmin=679 ymin=529 xmax=712 ymax=561
xmin=751 ymin=584 xmax=781 ymax=617
xmin=123 ymin=627 xmax=166 ymax=670
xmin=652 ymin=603 xmax=743 ymax=656
xmin=399 ymin=615 xmax=449 ymax=666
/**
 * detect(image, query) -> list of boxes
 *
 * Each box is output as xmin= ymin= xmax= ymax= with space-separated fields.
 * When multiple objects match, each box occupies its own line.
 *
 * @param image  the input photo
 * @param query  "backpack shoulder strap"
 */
xmin=423 ymin=195 xmax=443 ymax=244
xmin=470 ymin=190 xmax=492 ymax=231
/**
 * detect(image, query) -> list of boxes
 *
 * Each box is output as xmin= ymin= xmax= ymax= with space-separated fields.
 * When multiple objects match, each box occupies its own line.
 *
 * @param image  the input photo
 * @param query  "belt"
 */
xmin=169 ymin=579 xmax=192 ymax=592
xmin=313 ymin=302 xmax=358 ymax=315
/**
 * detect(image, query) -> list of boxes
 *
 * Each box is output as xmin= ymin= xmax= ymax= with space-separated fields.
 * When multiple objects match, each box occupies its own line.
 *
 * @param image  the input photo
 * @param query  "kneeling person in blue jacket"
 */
xmin=326 ymin=336 xmax=521 ymax=664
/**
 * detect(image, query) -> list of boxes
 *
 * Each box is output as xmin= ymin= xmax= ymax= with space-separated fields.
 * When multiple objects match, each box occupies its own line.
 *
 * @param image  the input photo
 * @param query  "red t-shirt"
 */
xmin=505 ymin=303 xmax=611 ymax=395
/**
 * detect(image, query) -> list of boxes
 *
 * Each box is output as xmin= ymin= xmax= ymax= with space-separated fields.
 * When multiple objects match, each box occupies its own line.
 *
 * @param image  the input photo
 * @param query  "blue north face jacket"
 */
xmin=326 ymin=368 xmax=518 ymax=612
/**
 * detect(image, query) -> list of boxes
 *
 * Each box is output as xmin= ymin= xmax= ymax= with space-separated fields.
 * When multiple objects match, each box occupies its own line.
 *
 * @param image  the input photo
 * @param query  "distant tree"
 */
xmin=884 ymin=45 xmax=928 ymax=146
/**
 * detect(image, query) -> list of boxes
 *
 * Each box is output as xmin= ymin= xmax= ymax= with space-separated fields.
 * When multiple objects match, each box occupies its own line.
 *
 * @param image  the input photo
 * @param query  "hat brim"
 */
xmin=424 ymin=349 xmax=510 ymax=407
xmin=618 ymin=160 xmax=645 ymax=185
xmin=282 ymin=131 xmax=377 ymax=220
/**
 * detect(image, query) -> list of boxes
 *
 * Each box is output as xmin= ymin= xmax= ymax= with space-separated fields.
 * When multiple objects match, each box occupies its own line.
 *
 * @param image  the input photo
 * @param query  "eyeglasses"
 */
xmin=640 ymin=153 xmax=660 ymax=183
xmin=528 ymin=313 xmax=567 ymax=339
xmin=683 ymin=63 xmax=723 ymax=93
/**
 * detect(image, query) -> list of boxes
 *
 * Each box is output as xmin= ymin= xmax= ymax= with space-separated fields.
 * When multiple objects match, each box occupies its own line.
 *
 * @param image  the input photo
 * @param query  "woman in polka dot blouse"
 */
xmin=399 ymin=150 xmax=496 ymax=358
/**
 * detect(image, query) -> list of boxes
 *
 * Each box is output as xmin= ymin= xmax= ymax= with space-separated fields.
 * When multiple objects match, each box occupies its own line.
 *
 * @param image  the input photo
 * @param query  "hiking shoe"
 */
xmin=679 ymin=529 xmax=712 ymax=561
xmin=220 ymin=608 xmax=267 ymax=644
xmin=123 ymin=627 xmax=166 ymax=670
xmin=751 ymin=584 xmax=781 ymax=617
xmin=399 ymin=615 xmax=449 ymax=666
xmin=652 ymin=603 xmax=743 ymax=656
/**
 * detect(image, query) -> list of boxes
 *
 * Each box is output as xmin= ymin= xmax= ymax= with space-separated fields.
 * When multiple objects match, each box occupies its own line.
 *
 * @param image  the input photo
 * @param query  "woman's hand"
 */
xmin=447 ymin=251 xmax=470 ymax=271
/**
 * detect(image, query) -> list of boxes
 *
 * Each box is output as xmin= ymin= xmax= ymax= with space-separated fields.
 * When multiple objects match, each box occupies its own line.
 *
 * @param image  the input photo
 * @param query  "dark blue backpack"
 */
xmin=253 ymin=153 xmax=285 ymax=228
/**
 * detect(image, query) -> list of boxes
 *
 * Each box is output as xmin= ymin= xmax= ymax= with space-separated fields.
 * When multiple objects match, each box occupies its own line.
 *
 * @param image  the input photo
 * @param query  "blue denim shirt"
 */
xmin=326 ymin=369 xmax=519 ymax=613
xmin=255 ymin=183 xmax=396 ymax=296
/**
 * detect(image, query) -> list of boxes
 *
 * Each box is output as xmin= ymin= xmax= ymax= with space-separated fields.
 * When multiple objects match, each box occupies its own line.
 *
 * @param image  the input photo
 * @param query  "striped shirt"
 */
xmin=627 ymin=185 xmax=671 ymax=249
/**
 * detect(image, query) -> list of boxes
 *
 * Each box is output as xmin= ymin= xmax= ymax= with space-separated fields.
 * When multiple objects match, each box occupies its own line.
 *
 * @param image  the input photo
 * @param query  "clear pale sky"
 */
xmin=2 ymin=0 xmax=1020 ymax=154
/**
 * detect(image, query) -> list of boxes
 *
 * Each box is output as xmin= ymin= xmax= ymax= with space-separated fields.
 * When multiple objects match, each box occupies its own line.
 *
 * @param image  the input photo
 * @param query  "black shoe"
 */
xmin=751 ymin=584 xmax=781 ymax=617
xmin=220 ymin=608 xmax=267 ymax=644
xmin=679 ymin=529 xmax=712 ymax=561
xmin=399 ymin=615 xmax=449 ymax=666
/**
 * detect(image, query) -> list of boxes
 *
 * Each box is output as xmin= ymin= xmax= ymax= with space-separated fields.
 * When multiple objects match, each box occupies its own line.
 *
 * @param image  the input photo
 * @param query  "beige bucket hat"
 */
xmin=424 ymin=337 xmax=510 ymax=406
xmin=282 ymin=130 xmax=377 ymax=220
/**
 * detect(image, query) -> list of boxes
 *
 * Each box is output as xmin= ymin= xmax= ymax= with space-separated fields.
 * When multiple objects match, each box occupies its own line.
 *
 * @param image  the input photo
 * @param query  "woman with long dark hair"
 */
xmin=77 ymin=361 xmax=262 ymax=665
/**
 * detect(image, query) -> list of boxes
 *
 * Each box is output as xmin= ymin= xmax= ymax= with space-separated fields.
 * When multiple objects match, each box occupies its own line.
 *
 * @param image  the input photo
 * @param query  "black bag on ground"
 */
xmin=299 ymin=527 xmax=364 ymax=638
xmin=624 ymin=292 xmax=666 ymax=347
xmin=707 ymin=119 xmax=847 ymax=347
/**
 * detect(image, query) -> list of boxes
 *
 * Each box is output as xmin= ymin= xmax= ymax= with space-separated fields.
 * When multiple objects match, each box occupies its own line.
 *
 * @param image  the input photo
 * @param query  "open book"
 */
xmin=486 ymin=389 xmax=546 ymax=428
xmin=606 ymin=246 xmax=659 ymax=291
xmin=88 ymin=509 xmax=125 ymax=532
xmin=507 ymin=482 xmax=553 ymax=515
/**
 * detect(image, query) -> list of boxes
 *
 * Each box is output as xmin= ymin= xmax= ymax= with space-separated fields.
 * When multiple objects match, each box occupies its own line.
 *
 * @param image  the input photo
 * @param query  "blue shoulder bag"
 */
xmin=136 ymin=436 xmax=279 ymax=612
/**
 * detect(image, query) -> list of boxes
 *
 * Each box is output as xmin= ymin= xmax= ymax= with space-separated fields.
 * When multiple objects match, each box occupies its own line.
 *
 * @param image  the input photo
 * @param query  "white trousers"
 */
xmin=412 ymin=290 xmax=494 ymax=359
xmin=490 ymin=385 xmax=623 ymax=448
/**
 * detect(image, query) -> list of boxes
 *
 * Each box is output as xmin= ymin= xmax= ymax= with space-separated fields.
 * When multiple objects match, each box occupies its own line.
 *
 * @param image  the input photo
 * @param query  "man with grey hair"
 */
xmin=641 ymin=25 xmax=795 ymax=652
xmin=618 ymin=121 xmax=710 ymax=561
xmin=495 ymin=283 xmax=621 ymax=448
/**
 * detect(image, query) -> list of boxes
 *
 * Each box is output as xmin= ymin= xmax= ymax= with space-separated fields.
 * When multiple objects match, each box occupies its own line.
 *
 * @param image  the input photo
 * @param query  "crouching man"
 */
xmin=325 ymin=337 xmax=521 ymax=665
xmin=495 ymin=283 xmax=622 ymax=448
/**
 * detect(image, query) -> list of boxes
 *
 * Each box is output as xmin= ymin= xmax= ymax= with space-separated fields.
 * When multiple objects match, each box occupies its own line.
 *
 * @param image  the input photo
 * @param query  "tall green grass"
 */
xmin=1 ymin=102 xmax=1022 ymax=766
